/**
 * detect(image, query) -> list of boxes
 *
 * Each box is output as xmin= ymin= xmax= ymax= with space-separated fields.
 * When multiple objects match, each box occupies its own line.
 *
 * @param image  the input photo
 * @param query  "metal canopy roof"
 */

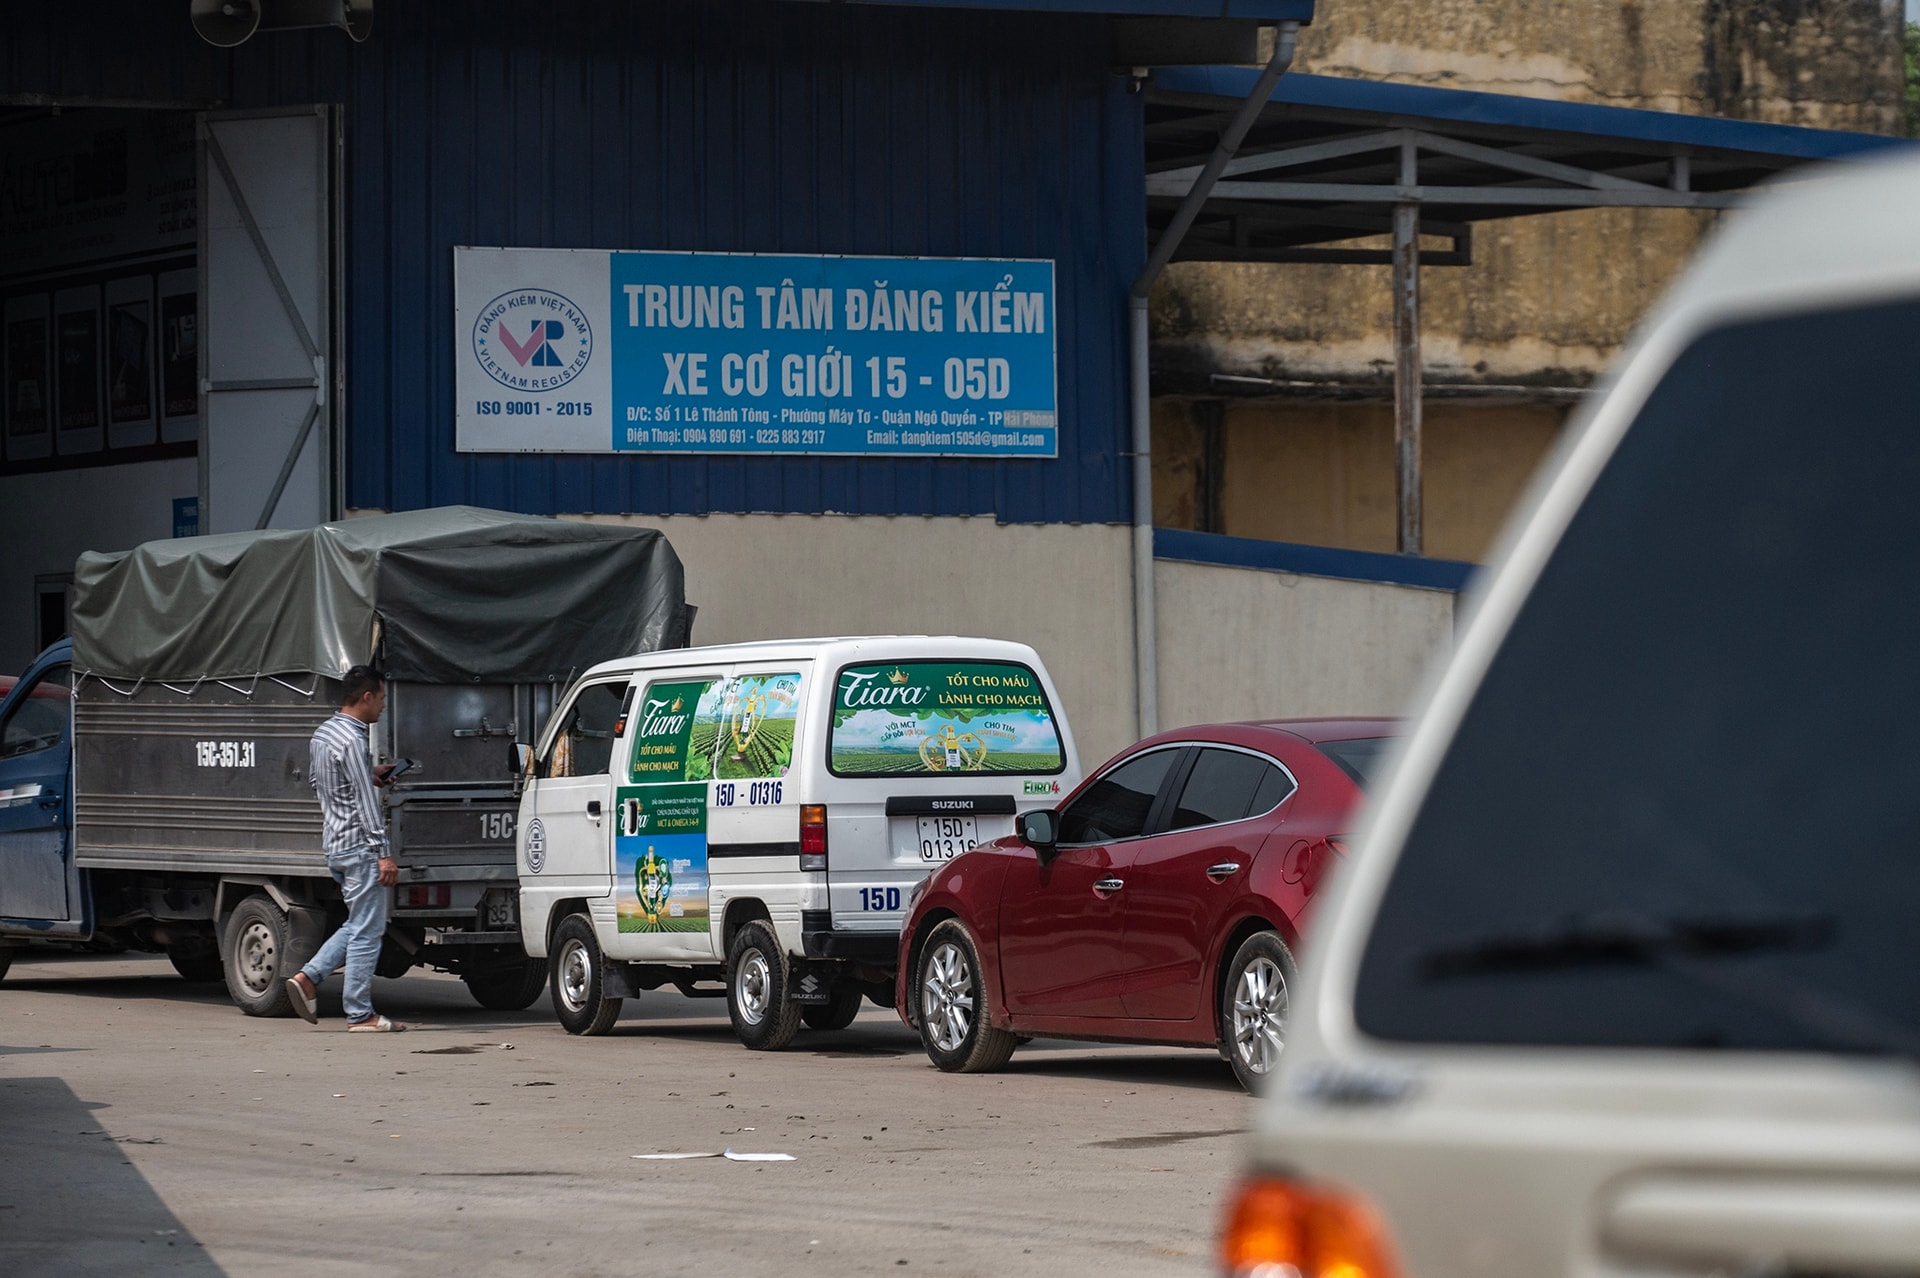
xmin=785 ymin=0 xmax=1315 ymax=18
xmin=1146 ymin=67 xmax=1913 ymax=265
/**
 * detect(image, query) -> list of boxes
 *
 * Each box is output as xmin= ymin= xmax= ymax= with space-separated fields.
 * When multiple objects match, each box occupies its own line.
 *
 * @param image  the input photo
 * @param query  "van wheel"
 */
xmin=224 ymin=896 xmax=295 ymax=1017
xmin=801 ymin=985 xmax=863 ymax=1032
xmin=1223 ymin=931 xmax=1294 ymax=1095
xmin=551 ymin=915 xmax=621 ymax=1035
xmin=727 ymin=921 xmax=802 ymax=1050
xmin=916 ymin=919 xmax=1017 ymax=1073
xmin=465 ymin=957 xmax=550 ymax=1011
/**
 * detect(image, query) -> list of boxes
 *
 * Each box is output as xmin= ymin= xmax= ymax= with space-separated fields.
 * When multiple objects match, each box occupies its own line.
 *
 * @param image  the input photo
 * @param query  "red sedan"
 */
xmin=895 ymin=719 xmax=1393 ymax=1092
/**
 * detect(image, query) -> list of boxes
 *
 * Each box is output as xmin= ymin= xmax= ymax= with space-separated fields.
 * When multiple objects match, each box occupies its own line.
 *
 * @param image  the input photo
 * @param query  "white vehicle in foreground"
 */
xmin=515 ymin=636 xmax=1080 ymax=1048
xmin=1224 ymin=155 xmax=1920 ymax=1276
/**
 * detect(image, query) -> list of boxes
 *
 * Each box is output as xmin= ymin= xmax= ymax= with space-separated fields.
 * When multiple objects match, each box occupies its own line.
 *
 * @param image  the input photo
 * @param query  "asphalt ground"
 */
xmin=0 ymin=949 xmax=1255 ymax=1277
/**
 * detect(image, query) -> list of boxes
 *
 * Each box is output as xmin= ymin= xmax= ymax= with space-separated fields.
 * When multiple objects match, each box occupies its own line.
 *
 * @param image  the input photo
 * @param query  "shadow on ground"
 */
xmin=0 ymin=1075 xmax=222 ymax=1277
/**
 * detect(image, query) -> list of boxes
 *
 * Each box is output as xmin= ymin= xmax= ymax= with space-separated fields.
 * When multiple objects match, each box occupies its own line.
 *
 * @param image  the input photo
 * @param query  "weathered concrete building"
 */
xmin=1151 ymin=0 xmax=1906 ymax=562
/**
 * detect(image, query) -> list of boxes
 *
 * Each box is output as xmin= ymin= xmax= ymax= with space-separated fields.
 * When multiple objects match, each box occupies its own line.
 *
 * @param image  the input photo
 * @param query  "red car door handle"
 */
xmin=1093 ymin=877 xmax=1124 ymax=896
xmin=1205 ymin=862 xmax=1240 ymax=880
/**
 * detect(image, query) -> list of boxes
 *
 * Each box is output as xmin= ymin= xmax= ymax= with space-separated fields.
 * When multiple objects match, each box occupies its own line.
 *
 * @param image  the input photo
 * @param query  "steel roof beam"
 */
xmin=1152 ymin=179 xmax=1742 ymax=209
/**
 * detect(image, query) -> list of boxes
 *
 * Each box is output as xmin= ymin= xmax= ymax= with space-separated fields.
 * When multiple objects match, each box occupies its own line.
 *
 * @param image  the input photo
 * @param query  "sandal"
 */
xmin=346 ymin=1015 xmax=407 ymax=1033
xmin=286 ymin=975 xmax=319 ymax=1025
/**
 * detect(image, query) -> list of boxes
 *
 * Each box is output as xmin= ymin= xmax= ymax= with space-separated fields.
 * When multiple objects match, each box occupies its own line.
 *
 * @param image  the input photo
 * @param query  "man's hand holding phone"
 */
xmin=375 ymin=758 xmax=418 ymax=787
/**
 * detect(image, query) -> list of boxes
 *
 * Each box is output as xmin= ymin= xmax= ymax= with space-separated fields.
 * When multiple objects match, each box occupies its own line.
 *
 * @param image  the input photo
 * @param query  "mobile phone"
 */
xmin=387 ymin=757 xmax=419 ymax=780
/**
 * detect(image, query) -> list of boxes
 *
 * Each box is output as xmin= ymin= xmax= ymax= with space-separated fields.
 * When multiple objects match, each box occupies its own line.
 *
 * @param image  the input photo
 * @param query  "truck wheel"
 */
xmin=224 ymin=896 xmax=295 ymax=1017
xmin=800 ymin=985 xmax=863 ymax=1031
xmin=550 ymin=915 xmax=621 ymax=1035
xmin=915 ymin=919 xmax=1018 ymax=1073
xmin=726 ymin=920 xmax=802 ymax=1050
xmin=168 ymin=948 xmax=225 ymax=983
xmin=1222 ymin=931 xmax=1294 ymax=1095
xmin=465 ymin=957 xmax=550 ymax=1011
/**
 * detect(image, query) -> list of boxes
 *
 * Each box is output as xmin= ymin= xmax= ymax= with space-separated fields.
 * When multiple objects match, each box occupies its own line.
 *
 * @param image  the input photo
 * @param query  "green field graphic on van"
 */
xmin=830 ymin=661 xmax=1064 ymax=776
xmin=689 ymin=671 xmax=802 ymax=781
xmin=615 ymin=783 xmax=708 ymax=933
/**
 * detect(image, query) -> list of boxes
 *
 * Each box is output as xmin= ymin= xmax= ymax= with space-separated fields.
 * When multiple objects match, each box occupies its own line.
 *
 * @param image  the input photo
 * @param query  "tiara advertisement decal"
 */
xmin=829 ymin=661 xmax=1065 ymax=777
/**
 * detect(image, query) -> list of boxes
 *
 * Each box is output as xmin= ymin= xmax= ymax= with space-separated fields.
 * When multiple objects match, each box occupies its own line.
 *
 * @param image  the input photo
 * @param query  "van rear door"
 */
xmin=823 ymin=657 xmax=1070 ymax=940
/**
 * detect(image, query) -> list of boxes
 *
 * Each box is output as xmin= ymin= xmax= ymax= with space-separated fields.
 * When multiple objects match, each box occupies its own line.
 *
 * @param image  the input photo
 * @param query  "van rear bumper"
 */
xmin=801 ymin=912 xmax=898 ymax=963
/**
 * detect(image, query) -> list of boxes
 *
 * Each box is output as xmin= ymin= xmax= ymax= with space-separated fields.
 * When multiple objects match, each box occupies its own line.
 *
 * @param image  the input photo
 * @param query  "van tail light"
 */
xmin=799 ymin=804 xmax=828 ymax=871
xmin=1220 ymin=1177 xmax=1402 ymax=1278
xmin=400 ymin=884 xmax=451 ymax=909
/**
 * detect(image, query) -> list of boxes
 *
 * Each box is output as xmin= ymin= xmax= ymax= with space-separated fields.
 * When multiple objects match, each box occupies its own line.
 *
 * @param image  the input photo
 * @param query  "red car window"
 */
xmin=1164 ymin=748 xmax=1287 ymax=831
xmin=1057 ymin=747 xmax=1179 ymax=844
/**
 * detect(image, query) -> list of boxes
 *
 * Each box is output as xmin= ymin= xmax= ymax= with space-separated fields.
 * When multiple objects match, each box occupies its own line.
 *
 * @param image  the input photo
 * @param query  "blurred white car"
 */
xmin=1222 ymin=153 xmax=1920 ymax=1277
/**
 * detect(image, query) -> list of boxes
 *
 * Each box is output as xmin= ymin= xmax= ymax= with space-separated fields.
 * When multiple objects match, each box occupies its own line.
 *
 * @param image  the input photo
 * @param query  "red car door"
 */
xmin=1120 ymin=747 xmax=1297 ymax=1022
xmin=995 ymin=746 xmax=1182 ymax=1020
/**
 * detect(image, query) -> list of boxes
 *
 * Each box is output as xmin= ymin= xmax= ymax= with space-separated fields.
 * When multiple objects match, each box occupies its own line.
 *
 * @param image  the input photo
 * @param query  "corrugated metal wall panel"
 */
xmin=6 ymin=0 xmax=1142 ymax=525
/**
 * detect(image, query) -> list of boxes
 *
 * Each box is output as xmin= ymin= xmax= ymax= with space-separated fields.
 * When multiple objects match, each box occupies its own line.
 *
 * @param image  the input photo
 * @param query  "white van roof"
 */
xmin=571 ymin=635 xmax=1048 ymax=684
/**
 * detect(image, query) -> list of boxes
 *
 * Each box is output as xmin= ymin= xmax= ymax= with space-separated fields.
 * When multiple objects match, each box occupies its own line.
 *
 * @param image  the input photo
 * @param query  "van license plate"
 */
xmin=916 ymin=816 xmax=977 ymax=861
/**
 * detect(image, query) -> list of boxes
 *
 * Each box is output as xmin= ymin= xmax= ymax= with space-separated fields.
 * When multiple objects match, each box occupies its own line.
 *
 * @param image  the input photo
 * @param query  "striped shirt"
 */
xmin=309 ymin=711 xmax=388 ymax=858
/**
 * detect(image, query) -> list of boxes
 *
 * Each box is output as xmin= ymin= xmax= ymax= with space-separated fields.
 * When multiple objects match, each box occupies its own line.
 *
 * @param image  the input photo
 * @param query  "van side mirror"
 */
xmin=1017 ymin=809 xmax=1060 ymax=865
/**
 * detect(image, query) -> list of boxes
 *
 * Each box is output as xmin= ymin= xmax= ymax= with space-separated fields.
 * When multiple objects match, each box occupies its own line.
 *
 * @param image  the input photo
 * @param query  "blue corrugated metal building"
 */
xmin=0 ymin=0 xmax=1313 ymax=758
xmin=3 ymin=0 xmax=1893 ymax=762
xmin=6 ymin=0 xmax=1319 ymax=526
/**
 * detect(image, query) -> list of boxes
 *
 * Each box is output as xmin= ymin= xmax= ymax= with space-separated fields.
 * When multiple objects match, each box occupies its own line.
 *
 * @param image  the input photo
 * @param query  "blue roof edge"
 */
xmin=1153 ymin=68 xmax=1913 ymax=161
xmin=1154 ymin=527 xmax=1477 ymax=592
xmin=780 ymin=1 xmax=1315 ymax=20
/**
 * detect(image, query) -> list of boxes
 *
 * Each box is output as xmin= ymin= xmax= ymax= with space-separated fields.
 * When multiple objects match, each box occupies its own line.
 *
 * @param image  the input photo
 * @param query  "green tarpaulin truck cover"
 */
xmin=70 ymin=507 xmax=688 ymax=683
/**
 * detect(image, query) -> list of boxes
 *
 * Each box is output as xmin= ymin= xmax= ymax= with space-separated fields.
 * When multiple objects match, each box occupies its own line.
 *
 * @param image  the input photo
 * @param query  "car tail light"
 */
xmin=799 ymin=804 xmax=828 ymax=871
xmin=1219 ymin=1177 xmax=1402 ymax=1278
xmin=401 ymin=884 xmax=451 ymax=909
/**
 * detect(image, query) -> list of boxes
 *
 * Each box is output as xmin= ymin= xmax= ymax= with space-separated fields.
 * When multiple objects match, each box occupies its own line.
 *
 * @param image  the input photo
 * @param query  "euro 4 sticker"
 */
xmin=830 ymin=661 xmax=1063 ymax=776
xmin=615 ymin=784 xmax=708 ymax=934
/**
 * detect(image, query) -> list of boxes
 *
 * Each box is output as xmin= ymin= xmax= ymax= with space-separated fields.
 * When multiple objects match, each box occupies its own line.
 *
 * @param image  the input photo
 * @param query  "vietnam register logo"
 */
xmin=472 ymin=288 xmax=593 ymax=392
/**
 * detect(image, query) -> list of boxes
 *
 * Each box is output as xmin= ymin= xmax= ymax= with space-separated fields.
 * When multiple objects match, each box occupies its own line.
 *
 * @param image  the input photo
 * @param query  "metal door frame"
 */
xmin=196 ymin=104 xmax=345 ymax=531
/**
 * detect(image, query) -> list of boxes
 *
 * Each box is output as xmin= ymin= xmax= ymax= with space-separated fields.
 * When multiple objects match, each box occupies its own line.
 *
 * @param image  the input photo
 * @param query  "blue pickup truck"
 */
xmin=0 ymin=640 xmax=83 ymax=976
xmin=0 ymin=507 xmax=688 ymax=1013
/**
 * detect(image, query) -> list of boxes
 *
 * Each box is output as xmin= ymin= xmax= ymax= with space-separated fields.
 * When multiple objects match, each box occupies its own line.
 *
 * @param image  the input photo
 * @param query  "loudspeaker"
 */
xmin=190 ymin=0 xmax=372 ymax=47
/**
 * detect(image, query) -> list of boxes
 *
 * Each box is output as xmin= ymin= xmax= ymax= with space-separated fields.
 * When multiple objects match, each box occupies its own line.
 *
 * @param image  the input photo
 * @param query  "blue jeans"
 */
xmin=301 ymin=847 xmax=388 ymax=1023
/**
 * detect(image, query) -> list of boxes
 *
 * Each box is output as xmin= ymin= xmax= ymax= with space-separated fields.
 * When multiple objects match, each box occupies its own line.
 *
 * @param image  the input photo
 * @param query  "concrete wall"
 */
xmin=568 ymin=511 xmax=1458 ymax=764
xmin=572 ymin=513 xmax=1141 ymax=766
xmin=0 ymin=458 xmax=197 ymax=675
xmin=1154 ymin=397 xmax=1566 ymax=561
xmin=1154 ymin=556 xmax=1455 ymax=732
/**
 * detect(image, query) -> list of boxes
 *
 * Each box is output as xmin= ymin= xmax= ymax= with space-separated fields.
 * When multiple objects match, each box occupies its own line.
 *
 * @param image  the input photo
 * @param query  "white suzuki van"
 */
xmin=515 ymin=636 xmax=1081 ymax=1049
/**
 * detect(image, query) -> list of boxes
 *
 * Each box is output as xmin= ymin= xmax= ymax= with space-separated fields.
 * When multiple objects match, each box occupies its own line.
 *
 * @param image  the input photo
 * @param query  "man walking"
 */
xmin=287 ymin=665 xmax=407 ymax=1032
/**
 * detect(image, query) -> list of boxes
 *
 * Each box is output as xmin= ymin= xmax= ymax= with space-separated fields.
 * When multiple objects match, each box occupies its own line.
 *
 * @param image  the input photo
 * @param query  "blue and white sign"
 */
xmin=455 ymin=248 xmax=1056 ymax=458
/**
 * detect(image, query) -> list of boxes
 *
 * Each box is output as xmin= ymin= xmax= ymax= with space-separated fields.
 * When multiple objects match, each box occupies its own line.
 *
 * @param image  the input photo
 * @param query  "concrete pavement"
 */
xmin=1 ymin=950 xmax=1256 ymax=1276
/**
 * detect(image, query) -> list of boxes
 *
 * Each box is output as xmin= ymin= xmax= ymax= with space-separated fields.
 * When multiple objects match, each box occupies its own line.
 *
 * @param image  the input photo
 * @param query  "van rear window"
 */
xmin=829 ymin=660 xmax=1064 ymax=776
